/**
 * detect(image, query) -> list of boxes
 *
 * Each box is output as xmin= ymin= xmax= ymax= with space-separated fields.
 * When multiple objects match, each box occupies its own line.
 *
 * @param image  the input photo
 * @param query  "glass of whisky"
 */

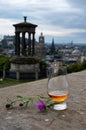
xmin=47 ymin=66 xmax=68 ymax=110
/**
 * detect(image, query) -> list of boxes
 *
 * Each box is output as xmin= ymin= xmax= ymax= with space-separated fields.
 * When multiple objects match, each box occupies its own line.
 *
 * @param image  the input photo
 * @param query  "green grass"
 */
xmin=0 ymin=78 xmax=33 ymax=88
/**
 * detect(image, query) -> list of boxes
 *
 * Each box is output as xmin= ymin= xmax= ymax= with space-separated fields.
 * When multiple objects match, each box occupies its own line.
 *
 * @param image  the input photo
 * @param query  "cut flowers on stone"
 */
xmin=5 ymin=95 xmax=56 ymax=111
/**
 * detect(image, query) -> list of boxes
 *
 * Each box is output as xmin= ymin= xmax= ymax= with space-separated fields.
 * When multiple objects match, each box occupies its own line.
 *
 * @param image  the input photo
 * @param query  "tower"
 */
xmin=51 ymin=38 xmax=55 ymax=56
xmin=36 ymin=32 xmax=45 ymax=59
xmin=39 ymin=32 xmax=44 ymax=44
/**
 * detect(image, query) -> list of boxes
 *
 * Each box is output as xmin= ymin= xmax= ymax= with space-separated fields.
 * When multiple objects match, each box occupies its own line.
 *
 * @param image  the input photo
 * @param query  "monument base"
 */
xmin=10 ymin=56 xmax=40 ymax=80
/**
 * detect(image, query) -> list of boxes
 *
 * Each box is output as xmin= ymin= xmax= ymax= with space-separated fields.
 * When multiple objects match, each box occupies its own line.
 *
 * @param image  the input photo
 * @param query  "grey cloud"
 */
xmin=39 ymin=9 xmax=86 ymax=30
xmin=0 ymin=4 xmax=22 ymax=20
xmin=68 ymin=0 xmax=86 ymax=9
xmin=72 ymin=32 xmax=86 ymax=38
xmin=0 ymin=0 xmax=86 ymax=43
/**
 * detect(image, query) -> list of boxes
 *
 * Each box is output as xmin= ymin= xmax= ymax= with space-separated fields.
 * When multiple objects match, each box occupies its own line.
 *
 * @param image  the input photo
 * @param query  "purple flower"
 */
xmin=37 ymin=101 xmax=46 ymax=111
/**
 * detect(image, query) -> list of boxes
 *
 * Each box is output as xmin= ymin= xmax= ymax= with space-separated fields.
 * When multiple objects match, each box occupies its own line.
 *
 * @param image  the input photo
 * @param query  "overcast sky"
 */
xmin=0 ymin=0 xmax=86 ymax=44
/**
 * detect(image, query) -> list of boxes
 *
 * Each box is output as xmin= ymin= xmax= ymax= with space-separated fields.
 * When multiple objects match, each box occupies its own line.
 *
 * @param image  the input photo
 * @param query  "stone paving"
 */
xmin=0 ymin=70 xmax=86 ymax=130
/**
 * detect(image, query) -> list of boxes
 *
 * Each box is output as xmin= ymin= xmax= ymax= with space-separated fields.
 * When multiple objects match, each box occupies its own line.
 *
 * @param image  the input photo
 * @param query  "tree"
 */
xmin=0 ymin=55 xmax=10 ymax=79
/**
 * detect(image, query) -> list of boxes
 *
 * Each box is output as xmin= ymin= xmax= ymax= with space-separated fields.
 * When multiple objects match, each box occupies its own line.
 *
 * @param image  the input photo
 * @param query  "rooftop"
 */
xmin=13 ymin=16 xmax=37 ymax=27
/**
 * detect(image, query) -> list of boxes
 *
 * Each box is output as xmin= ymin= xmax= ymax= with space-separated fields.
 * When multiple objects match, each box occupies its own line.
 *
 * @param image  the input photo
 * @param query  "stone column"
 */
xmin=35 ymin=71 xmax=38 ymax=80
xmin=15 ymin=32 xmax=17 ymax=55
xmin=32 ymin=32 xmax=35 ymax=55
xmin=18 ymin=32 xmax=20 ymax=56
xmin=16 ymin=71 xmax=20 ymax=80
xmin=28 ymin=33 xmax=31 ymax=55
xmin=15 ymin=32 xmax=20 ymax=56
xmin=22 ymin=32 xmax=26 ymax=56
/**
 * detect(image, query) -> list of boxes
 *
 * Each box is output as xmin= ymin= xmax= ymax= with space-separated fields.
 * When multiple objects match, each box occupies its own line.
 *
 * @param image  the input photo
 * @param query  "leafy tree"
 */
xmin=39 ymin=60 xmax=48 ymax=78
xmin=0 ymin=55 xmax=10 ymax=70
xmin=80 ymin=60 xmax=86 ymax=70
xmin=67 ymin=60 xmax=86 ymax=73
xmin=0 ymin=55 xmax=10 ymax=78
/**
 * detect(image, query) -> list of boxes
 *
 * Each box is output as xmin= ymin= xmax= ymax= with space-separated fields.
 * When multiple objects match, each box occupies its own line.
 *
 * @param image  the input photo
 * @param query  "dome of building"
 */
xmin=72 ymin=47 xmax=81 ymax=55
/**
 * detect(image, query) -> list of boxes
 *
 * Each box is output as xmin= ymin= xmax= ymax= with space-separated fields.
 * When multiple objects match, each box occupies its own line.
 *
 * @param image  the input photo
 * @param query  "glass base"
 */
xmin=53 ymin=102 xmax=67 ymax=110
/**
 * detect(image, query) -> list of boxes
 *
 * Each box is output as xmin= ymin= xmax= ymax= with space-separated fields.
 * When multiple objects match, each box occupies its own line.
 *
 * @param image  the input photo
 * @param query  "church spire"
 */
xmin=51 ymin=38 xmax=55 ymax=55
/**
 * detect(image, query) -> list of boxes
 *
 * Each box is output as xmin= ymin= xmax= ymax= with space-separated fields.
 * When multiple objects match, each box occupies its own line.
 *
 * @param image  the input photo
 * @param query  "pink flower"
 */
xmin=37 ymin=101 xmax=46 ymax=111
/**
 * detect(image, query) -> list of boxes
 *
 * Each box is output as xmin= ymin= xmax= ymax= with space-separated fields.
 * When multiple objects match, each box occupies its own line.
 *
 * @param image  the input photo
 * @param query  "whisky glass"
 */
xmin=47 ymin=66 xmax=68 ymax=110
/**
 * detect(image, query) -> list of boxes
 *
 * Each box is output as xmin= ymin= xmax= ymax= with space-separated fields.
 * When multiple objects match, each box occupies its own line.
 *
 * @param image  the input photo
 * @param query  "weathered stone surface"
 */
xmin=0 ymin=70 xmax=86 ymax=130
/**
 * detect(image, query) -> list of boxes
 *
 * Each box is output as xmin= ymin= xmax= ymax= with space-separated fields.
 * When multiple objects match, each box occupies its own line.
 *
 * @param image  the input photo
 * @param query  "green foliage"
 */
xmin=67 ymin=60 xmax=86 ymax=73
xmin=39 ymin=60 xmax=48 ymax=68
xmin=39 ymin=60 xmax=48 ymax=72
xmin=80 ymin=60 xmax=86 ymax=70
xmin=17 ymin=95 xmax=33 ymax=107
xmin=6 ymin=98 xmax=16 ymax=107
xmin=0 ymin=78 xmax=34 ymax=88
xmin=6 ymin=95 xmax=34 ymax=109
xmin=0 ymin=55 xmax=10 ymax=71
xmin=39 ymin=60 xmax=49 ymax=78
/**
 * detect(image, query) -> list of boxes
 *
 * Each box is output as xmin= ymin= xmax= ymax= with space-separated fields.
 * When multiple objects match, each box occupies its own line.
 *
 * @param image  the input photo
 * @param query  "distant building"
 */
xmin=4 ymin=35 xmax=14 ymax=46
xmin=81 ymin=56 xmax=86 ymax=62
xmin=61 ymin=46 xmax=82 ymax=64
xmin=35 ymin=32 xmax=45 ymax=59
xmin=72 ymin=47 xmax=81 ymax=56
xmin=4 ymin=35 xmax=14 ymax=41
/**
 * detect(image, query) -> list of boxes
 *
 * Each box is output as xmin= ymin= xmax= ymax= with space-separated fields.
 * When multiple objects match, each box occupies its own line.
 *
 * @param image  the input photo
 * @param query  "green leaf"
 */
xmin=7 ymin=98 xmax=16 ymax=106
xmin=24 ymin=100 xmax=30 ymax=107
xmin=17 ymin=95 xmax=24 ymax=99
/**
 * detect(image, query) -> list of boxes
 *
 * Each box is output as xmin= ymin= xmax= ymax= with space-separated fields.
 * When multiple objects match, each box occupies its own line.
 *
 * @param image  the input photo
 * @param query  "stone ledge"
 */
xmin=0 ymin=70 xmax=86 ymax=130
xmin=10 ymin=56 xmax=40 ymax=64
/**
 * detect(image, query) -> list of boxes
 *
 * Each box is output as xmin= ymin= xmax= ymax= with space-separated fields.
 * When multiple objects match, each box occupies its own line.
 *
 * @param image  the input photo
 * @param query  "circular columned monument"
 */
xmin=10 ymin=17 xmax=39 ymax=80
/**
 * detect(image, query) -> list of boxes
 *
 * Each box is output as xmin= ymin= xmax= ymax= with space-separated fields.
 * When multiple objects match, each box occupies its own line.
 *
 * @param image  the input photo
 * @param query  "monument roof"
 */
xmin=13 ymin=22 xmax=37 ymax=27
xmin=13 ymin=16 xmax=37 ymax=27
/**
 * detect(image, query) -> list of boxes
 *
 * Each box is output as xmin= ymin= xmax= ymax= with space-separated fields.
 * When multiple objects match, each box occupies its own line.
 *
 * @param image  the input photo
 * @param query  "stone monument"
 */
xmin=10 ymin=17 xmax=39 ymax=80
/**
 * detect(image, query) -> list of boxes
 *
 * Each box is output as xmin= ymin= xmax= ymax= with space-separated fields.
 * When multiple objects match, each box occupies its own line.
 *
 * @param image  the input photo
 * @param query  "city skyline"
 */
xmin=0 ymin=0 xmax=86 ymax=44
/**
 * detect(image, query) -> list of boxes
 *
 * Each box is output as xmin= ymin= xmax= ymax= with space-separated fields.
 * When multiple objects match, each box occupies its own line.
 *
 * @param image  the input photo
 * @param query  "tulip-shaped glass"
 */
xmin=47 ymin=66 xmax=69 ymax=110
